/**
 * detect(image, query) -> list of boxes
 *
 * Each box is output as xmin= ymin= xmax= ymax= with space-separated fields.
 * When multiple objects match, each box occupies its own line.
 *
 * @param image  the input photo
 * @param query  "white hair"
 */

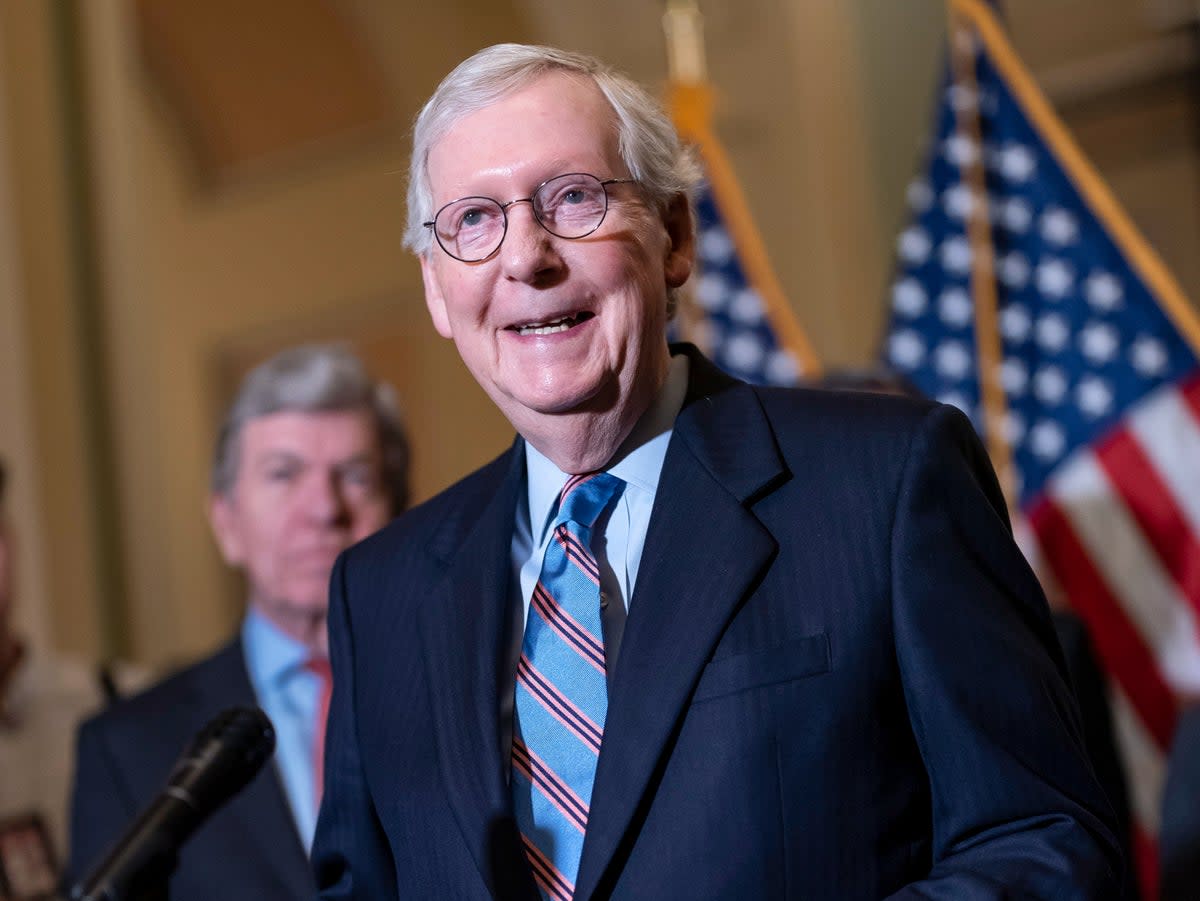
xmin=403 ymin=43 xmax=701 ymax=256
xmin=211 ymin=344 xmax=410 ymax=512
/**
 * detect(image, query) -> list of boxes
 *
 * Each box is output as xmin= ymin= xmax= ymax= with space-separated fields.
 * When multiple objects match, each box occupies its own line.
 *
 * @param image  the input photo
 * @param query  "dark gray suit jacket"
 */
xmin=68 ymin=638 xmax=313 ymax=901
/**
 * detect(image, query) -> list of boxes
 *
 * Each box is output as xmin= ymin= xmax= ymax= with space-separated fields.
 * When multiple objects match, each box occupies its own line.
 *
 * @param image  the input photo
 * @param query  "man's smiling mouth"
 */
xmin=510 ymin=311 xmax=595 ymax=336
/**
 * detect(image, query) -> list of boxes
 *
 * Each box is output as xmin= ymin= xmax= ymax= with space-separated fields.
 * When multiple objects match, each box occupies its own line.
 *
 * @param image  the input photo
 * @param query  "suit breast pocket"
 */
xmin=693 ymin=632 xmax=831 ymax=703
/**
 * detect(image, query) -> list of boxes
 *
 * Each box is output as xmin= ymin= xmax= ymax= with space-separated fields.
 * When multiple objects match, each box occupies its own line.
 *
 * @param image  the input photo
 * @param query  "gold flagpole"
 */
xmin=953 ymin=0 xmax=1200 ymax=358
xmin=945 ymin=0 xmax=1017 ymax=509
xmin=663 ymin=0 xmax=822 ymax=377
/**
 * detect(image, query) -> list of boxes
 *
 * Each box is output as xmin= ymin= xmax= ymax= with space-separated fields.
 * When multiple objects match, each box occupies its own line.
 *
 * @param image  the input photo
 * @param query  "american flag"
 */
xmin=883 ymin=1 xmax=1200 ymax=895
xmin=683 ymin=182 xmax=806 ymax=386
xmin=667 ymin=75 xmax=817 ymax=386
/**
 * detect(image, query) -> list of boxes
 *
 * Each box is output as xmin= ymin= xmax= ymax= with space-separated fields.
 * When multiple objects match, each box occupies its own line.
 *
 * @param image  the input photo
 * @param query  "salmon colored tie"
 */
xmin=306 ymin=656 xmax=333 ymax=814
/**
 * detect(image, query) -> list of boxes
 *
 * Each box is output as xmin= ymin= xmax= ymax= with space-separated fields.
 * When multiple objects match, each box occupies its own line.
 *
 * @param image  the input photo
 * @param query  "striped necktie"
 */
xmin=513 ymin=471 xmax=623 ymax=901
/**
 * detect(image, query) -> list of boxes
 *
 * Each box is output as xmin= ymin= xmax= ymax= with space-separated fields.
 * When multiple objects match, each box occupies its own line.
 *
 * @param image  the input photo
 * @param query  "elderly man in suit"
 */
xmin=312 ymin=44 xmax=1123 ymax=900
xmin=69 ymin=344 xmax=407 ymax=901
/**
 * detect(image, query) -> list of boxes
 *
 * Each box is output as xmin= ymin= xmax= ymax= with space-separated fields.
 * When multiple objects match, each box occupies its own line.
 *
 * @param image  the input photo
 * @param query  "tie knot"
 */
xmin=555 ymin=471 xmax=623 ymax=531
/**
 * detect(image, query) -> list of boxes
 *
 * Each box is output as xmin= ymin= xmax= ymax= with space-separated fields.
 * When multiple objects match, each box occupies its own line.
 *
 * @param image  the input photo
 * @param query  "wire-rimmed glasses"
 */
xmin=423 ymin=172 xmax=636 ymax=263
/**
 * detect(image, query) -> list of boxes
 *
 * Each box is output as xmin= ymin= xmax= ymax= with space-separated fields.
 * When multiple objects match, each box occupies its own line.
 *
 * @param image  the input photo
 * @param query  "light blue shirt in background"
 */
xmin=241 ymin=608 xmax=324 ymax=852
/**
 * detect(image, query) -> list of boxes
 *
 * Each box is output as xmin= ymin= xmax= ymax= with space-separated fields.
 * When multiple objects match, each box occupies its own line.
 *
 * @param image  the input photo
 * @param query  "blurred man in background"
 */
xmin=68 ymin=344 xmax=408 ymax=901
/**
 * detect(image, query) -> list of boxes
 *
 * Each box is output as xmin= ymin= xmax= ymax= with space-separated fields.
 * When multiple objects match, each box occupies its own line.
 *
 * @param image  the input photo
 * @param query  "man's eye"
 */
xmin=266 ymin=468 xmax=296 ymax=482
xmin=457 ymin=205 xmax=500 ymax=231
xmin=562 ymin=189 xmax=586 ymax=205
xmin=342 ymin=467 xmax=376 ymax=488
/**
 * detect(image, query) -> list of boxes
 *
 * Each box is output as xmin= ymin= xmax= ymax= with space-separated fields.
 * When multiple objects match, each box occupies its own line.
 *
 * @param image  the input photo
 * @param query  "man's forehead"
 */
xmin=427 ymin=73 xmax=620 ymax=191
xmin=240 ymin=409 xmax=378 ymax=456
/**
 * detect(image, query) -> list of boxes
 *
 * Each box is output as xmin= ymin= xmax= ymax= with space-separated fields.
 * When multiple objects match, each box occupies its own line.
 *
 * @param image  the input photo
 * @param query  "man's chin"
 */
xmin=499 ymin=374 xmax=621 ymax=420
xmin=253 ymin=596 xmax=329 ymax=634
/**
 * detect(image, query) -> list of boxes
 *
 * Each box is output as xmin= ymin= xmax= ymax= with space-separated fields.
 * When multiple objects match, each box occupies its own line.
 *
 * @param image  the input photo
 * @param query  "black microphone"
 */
xmin=70 ymin=706 xmax=276 ymax=901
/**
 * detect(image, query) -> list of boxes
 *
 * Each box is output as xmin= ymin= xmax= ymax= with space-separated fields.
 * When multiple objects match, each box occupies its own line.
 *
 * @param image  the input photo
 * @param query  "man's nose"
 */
xmin=499 ymin=202 xmax=564 ymax=284
xmin=303 ymin=472 xmax=347 ymax=525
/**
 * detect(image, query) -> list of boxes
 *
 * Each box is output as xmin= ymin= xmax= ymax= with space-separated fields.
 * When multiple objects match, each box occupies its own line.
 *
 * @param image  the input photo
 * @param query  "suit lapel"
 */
xmin=575 ymin=352 xmax=785 ymax=900
xmin=417 ymin=443 xmax=535 ymax=898
xmin=191 ymin=641 xmax=312 ymax=900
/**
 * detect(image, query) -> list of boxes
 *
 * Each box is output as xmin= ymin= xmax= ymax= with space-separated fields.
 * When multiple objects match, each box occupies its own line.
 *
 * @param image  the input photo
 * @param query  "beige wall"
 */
xmin=74 ymin=1 xmax=528 ymax=663
xmin=0 ymin=25 xmax=52 ymax=653
xmin=1 ymin=1 xmax=1197 ymax=667
xmin=1006 ymin=0 xmax=1200 ymax=314
xmin=0 ymin=3 xmax=109 ymax=658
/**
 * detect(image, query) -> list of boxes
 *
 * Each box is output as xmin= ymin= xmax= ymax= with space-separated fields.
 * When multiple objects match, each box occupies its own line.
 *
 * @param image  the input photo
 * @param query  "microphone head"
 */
xmin=70 ymin=707 xmax=276 ymax=901
xmin=168 ymin=706 xmax=275 ymax=816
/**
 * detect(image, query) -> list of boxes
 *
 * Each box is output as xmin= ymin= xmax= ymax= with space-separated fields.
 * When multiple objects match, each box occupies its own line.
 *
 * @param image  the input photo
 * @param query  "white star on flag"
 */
xmin=898 ymin=227 xmax=933 ymax=264
xmin=939 ymin=287 xmax=974 ymax=327
xmin=1085 ymin=272 xmax=1124 ymax=311
xmin=893 ymin=279 xmax=928 ymax=317
xmin=998 ymin=142 xmax=1036 ymax=182
xmin=1130 ymin=336 xmax=1168 ymax=376
xmin=944 ymin=133 xmax=980 ymax=167
xmin=1079 ymin=322 xmax=1120 ymax=364
xmin=1035 ymin=258 xmax=1074 ymax=299
xmin=1035 ymin=313 xmax=1070 ymax=351
xmin=998 ymin=251 xmax=1030 ymax=288
xmin=1033 ymin=366 xmax=1069 ymax=405
xmin=1000 ymin=304 xmax=1032 ymax=341
xmin=1076 ymin=375 xmax=1114 ymax=417
xmin=1040 ymin=207 xmax=1079 ymax=245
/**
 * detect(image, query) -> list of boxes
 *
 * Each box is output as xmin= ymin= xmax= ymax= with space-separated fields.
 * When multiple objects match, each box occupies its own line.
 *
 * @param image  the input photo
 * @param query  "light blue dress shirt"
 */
xmin=513 ymin=354 xmax=689 ymax=636
xmin=241 ymin=608 xmax=325 ymax=852
xmin=502 ymin=354 xmax=689 ymax=759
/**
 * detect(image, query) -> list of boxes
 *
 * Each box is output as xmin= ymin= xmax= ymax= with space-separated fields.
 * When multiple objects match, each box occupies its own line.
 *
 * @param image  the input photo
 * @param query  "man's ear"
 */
xmin=662 ymin=194 xmax=695 ymax=289
xmin=208 ymin=494 xmax=245 ymax=566
xmin=420 ymin=254 xmax=454 ymax=339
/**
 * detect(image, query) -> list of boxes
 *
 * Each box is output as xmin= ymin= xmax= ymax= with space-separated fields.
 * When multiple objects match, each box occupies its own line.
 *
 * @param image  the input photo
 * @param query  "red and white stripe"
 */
xmin=1025 ymin=371 xmax=1200 ymax=898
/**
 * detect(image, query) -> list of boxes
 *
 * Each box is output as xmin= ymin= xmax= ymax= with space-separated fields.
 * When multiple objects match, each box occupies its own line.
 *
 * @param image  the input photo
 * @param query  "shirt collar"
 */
xmin=242 ymin=606 xmax=311 ymax=689
xmin=524 ymin=352 xmax=689 ymax=544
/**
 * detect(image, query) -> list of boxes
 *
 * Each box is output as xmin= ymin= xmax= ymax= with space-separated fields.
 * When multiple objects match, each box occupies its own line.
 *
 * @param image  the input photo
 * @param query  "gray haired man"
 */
xmin=68 ymin=344 xmax=406 ymax=901
xmin=313 ymin=43 xmax=1120 ymax=901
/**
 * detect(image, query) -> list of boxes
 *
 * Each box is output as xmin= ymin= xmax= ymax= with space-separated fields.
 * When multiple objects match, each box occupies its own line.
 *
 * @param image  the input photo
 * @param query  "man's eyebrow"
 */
xmin=252 ymin=449 xmax=305 ymax=466
xmin=249 ymin=450 xmax=379 ymax=469
xmin=335 ymin=453 xmax=379 ymax=468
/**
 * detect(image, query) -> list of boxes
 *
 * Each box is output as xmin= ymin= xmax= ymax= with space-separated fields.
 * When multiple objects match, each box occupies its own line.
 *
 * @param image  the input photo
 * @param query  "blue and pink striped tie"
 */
xmin=513 ymin=471 xmax=623 ymax=901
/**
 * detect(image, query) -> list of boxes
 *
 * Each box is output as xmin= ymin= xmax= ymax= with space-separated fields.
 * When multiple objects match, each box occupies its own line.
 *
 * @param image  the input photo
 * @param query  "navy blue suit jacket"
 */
xmin=313 ymin=347 xmax=1122 ymax=899
xmin=68 ymin=638 xmax=313 ymax=901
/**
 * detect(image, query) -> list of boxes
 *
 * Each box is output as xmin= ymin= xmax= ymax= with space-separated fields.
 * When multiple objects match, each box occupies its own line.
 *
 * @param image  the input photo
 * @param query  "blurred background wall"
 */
xmin=0 ymin=0 xmax=1196 ymax=668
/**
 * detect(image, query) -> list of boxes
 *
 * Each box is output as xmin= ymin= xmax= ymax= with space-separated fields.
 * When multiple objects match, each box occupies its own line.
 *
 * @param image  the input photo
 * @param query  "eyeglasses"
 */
xmin=423 ymin=172 xmax=636 ymax=263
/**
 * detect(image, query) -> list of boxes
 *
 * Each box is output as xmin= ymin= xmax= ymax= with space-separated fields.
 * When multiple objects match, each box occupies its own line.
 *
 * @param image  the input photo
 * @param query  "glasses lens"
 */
xmin=434 ymin=197 xmax=506 ymax=262
xmin=534 ymin=174 xmax=608 ymax=239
